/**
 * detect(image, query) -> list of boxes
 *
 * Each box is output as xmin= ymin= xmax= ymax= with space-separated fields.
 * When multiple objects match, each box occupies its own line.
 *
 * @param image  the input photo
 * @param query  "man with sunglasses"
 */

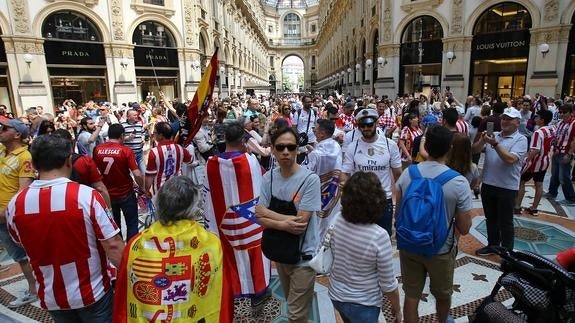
xmin=0 ymin=119 xmax=38 ymax=307
xmin=341 ymin=108 xmax=402 ymax=237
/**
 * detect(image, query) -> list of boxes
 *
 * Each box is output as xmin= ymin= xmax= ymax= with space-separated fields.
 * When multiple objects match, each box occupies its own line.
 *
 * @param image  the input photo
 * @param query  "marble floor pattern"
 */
xmin=0 ymin=180 xmax=574 ymax=323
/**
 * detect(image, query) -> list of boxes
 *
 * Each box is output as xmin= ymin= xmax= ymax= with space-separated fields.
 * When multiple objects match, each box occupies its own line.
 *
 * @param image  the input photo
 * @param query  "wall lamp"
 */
xmin=191 ymin=59 xmax=201 ymax=70
xmin=446 ymin=51 xmax=456 ymax=63
xmin=23 ymin=53 xmax=33 ymax=67
xmin=347 ymin=67 xmax=352 ymax=73
xmin=377 ymin=56 xmax=388 ymax=66
xmin=219 ymin=66 xmax=226 ymax=76
xmin=355 ymin=63 xmax=361 ymax=71
xmin=539 ymin=43 xmax=550 ymax=58
xmin=120 ymin=57 xmax=129 ymax=70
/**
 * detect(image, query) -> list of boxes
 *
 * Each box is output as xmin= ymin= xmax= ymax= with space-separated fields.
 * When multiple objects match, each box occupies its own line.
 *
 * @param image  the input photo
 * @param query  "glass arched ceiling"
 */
xmin=262 ymin=0 xmax=319 ymax=8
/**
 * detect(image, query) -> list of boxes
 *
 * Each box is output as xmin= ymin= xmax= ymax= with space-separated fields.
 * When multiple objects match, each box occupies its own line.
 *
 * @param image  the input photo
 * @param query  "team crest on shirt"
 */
xmin=367 ymin=148 xmax=375 ymax=156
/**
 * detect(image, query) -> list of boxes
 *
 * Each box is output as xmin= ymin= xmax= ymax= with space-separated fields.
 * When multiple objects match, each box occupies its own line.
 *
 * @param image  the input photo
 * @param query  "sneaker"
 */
xmin=543 ymin=193 xmax=557 ymax=199
xmin=526 ymin=207 xmax=539 ymax=216
xmin=0 ymin=265 xmax=9 ymax=273
xmin=559 ymin=199 xmax=575 ymax=206
xmin=513 ymin=207 xmax=523 ymax=215
xmin=8 ymin=291 xmax=38 ymax=308
xmin=475 ymin=246 xmax=495 ymax=257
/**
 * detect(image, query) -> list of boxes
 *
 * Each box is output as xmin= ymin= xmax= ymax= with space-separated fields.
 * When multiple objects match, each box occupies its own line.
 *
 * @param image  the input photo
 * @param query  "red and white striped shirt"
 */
xmin=336 ymin=113 xmax=356 ymax=132
xmin=145 ymin=140 xmax=193 ymax=194
xmin=554 ymin=117 xmax=575 ymax=153
xmin=523 ymin=125 xmax=556 ymax=173
xmin=6 ymin=178 xmax=119 ymax=311
xmin=456 ymin=118 xmax=469 ymax=136
xmin=377 ymin=109 xmax=396 ymax=131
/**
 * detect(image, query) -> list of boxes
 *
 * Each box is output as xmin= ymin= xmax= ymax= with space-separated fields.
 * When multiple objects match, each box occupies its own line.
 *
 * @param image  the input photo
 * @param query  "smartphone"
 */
xmin=486 ymin=122 xmax=494 ymax=136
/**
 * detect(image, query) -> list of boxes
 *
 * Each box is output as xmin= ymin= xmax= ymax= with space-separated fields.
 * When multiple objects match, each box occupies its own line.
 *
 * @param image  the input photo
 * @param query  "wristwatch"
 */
xmin=491 ymin=142 xmax=499 ymax=148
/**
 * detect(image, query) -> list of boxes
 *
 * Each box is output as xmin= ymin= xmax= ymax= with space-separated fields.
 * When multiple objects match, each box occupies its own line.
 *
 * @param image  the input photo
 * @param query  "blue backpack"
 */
xmin=396 ymin=165 xmax=459 ymax=257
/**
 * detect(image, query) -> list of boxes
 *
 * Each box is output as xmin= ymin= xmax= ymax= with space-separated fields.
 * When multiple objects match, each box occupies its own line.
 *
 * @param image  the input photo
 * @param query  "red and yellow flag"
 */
xmin=180 ymin=48 xmax=219 ymax=147
xmin=112 ymin=220 xmax=224 ymax=322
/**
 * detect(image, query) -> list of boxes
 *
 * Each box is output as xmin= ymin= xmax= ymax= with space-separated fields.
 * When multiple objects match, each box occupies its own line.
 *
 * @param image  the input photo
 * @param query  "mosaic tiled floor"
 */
xmin=1 ymin=181 xmax=574 ymax=322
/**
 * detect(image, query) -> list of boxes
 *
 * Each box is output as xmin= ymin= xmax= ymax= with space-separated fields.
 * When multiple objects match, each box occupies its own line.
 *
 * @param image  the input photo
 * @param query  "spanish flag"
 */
xmin=179 ymin=48 xmax=219 ymax=148
xmin=112 ymin=220 xmax=224 ymax=322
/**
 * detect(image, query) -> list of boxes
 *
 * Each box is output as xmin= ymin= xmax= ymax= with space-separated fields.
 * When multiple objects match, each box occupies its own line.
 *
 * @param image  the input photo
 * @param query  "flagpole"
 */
xmin=148 ymin=49 xmax=161 ymax=92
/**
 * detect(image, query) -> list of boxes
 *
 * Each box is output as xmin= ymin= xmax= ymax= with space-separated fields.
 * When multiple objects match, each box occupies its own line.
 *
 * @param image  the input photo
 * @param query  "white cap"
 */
xmin=355 ymin=108 xmax=379 ymax=123
xmin=502 ymin=107 xmax=521 ymax=119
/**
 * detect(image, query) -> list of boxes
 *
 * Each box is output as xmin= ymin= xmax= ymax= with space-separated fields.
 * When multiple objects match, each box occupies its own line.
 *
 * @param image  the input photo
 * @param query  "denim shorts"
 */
xmin=0 ymin=223 xmax=28 ymax=262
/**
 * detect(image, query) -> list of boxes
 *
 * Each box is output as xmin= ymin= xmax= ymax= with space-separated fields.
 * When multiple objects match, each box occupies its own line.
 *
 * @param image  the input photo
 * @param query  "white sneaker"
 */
xmin=8 ymin=291 xmax=38 ymax=308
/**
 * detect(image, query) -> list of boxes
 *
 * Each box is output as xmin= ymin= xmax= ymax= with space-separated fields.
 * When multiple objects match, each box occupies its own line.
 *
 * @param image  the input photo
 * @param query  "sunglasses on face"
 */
xmin=274 ymin=144 xmax=298 ymax=152
xmin=359 ymin=122 xmax=375 ymax=128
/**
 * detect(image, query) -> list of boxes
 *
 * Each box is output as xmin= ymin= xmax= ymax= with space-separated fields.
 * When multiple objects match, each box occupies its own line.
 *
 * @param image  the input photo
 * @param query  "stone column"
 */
xmin=374 ymin=44 xmax=399 ymax=98
xmin=528 ymin=26 xmax=571 ymax=97
xmin=4 ymin=36 xmax=50 ymax=115
xmin=106 ymin=44 xmax=137 ymax=106
xmin=441 ymin=37 xmax=472 ymax=101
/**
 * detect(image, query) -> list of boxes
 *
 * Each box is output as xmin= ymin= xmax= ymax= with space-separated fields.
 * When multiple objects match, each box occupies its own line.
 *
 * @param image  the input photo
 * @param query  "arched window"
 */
xmin=132 ymin=22 xmax=176 ymax=48
xmin=42 ymin=11 xmax=102 ymax=42
xmin=402 ymin=16 xmax=443 ymax=43
xmin=474 ymin=2 xmax=532 ymax=35
xmin=283 ymin=13 xmax=301 ymax=38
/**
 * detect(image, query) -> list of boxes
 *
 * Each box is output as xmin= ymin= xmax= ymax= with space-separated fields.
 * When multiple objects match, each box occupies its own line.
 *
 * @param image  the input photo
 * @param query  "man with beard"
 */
xmin=341 ymin=108 xmax=402 ymax=237
xmin=76 ymin=116 xmax=105 ymax=158
xmin=293 ymin=95 xmax=318 ymax=164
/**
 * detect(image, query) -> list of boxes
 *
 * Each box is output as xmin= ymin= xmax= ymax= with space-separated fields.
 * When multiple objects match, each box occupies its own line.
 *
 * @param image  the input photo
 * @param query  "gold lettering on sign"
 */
xmin=61 ymin=51 xmax=91 ymax=57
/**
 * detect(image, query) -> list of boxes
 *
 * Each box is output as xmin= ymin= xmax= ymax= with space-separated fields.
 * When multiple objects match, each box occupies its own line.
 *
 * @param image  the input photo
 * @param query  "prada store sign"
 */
xmin=472 ymin=30 xmax=530 ymax=59
xmin=44 ymin=40 xmax=105 ymax=65
xmin=134 ymin=46 xmax=178 ymax=68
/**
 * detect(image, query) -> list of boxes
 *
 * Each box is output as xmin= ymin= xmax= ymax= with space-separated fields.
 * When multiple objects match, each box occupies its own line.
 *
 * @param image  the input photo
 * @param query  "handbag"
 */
xmin=309 ymin=224 xmax=334 ymax=274
xmin=261 ymin=173 xmax=312 ymax=264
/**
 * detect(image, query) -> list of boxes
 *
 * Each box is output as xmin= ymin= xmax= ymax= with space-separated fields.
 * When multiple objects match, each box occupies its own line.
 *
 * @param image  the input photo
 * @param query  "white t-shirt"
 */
xmin=342 ymin=135 xmax=402 ymax=198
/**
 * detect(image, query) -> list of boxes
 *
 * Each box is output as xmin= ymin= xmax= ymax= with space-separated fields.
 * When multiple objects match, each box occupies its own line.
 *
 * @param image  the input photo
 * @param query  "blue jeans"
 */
xmin=0 ymin=223 xmax=27 ymax=262
xmin=111 ymin=192 xmax=138 ymax=241
xmin=49 ymin=289 xmax=113 ymax=323
xmin=134 ymin=150 xmax=146 ymax=174
xmin=376 ymin=198 xmax=394 ymax=238
xmin=547 ymin=153 xmax=575 ymax=201
xmin=331 ymin=300 xmax=380 ymax=323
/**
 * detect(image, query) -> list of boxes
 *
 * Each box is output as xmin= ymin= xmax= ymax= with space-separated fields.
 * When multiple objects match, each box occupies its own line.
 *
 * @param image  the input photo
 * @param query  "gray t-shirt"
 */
xmin=259 ymin=166 xmax=321 ymax=263
xmin=396 ymin=161 xmax=473 ymax=254
xmin=482 ymin=130 xmax=528 ymax=190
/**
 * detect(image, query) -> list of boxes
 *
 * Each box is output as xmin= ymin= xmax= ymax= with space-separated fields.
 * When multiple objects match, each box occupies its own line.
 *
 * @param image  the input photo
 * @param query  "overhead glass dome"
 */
xmin=262 ymin=0 xmax=319 ymax=8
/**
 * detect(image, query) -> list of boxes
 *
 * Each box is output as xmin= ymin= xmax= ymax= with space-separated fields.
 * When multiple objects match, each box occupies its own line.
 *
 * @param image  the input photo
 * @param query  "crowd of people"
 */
xmin=0 ymin=88 xmax=574 ymax=322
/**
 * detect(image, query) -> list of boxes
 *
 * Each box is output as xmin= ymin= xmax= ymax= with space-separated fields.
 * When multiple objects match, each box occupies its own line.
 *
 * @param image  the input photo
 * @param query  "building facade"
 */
xmin=1 ymin=0 xmax=574 ymax=115
xmin=0 ymin=0 xmax=272 ymax=115
xmin=315 ymin=0 xmax=575 ymax=101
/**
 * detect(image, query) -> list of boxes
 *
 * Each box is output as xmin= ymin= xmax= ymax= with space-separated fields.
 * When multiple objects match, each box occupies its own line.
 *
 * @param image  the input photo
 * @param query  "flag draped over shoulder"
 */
xmin=179 ymin=48 xmax=219 ymax=148
xmin=112 ymin=220 xmax=224 ymax=323
xmin=303 ymin=138 xmax=343 ymax=238
xmin=204 ymin=153 xmax=271 ymax=322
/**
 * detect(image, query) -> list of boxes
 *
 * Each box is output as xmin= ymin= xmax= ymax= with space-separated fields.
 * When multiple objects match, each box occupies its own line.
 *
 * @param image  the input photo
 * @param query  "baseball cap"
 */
xmin=1 ymin=119 xmax=29 ymax=138
xmin=502 ymin=107 xmax=521 ymax=119
xmin=132 ymin=103 xmax=141 ymax=110
xmin=422 ymin=114 xmax=439 ymax=127
xmin=355 ymin=108 xmax=378 ymax=124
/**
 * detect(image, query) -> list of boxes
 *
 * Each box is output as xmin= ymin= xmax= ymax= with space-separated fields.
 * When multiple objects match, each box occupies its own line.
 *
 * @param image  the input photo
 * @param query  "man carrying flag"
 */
xmin=176 ymin=48 xmax=219 ymax=148
xmin=204 ymin=122 xmax=271 ymax=321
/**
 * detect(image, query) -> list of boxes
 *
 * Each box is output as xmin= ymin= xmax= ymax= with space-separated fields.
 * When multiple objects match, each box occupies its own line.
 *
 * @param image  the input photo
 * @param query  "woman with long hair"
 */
xmin=329 ymin=171 xmax=401 ymax=323
xmin=447 ymin=133 xmax=480 ymax=198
